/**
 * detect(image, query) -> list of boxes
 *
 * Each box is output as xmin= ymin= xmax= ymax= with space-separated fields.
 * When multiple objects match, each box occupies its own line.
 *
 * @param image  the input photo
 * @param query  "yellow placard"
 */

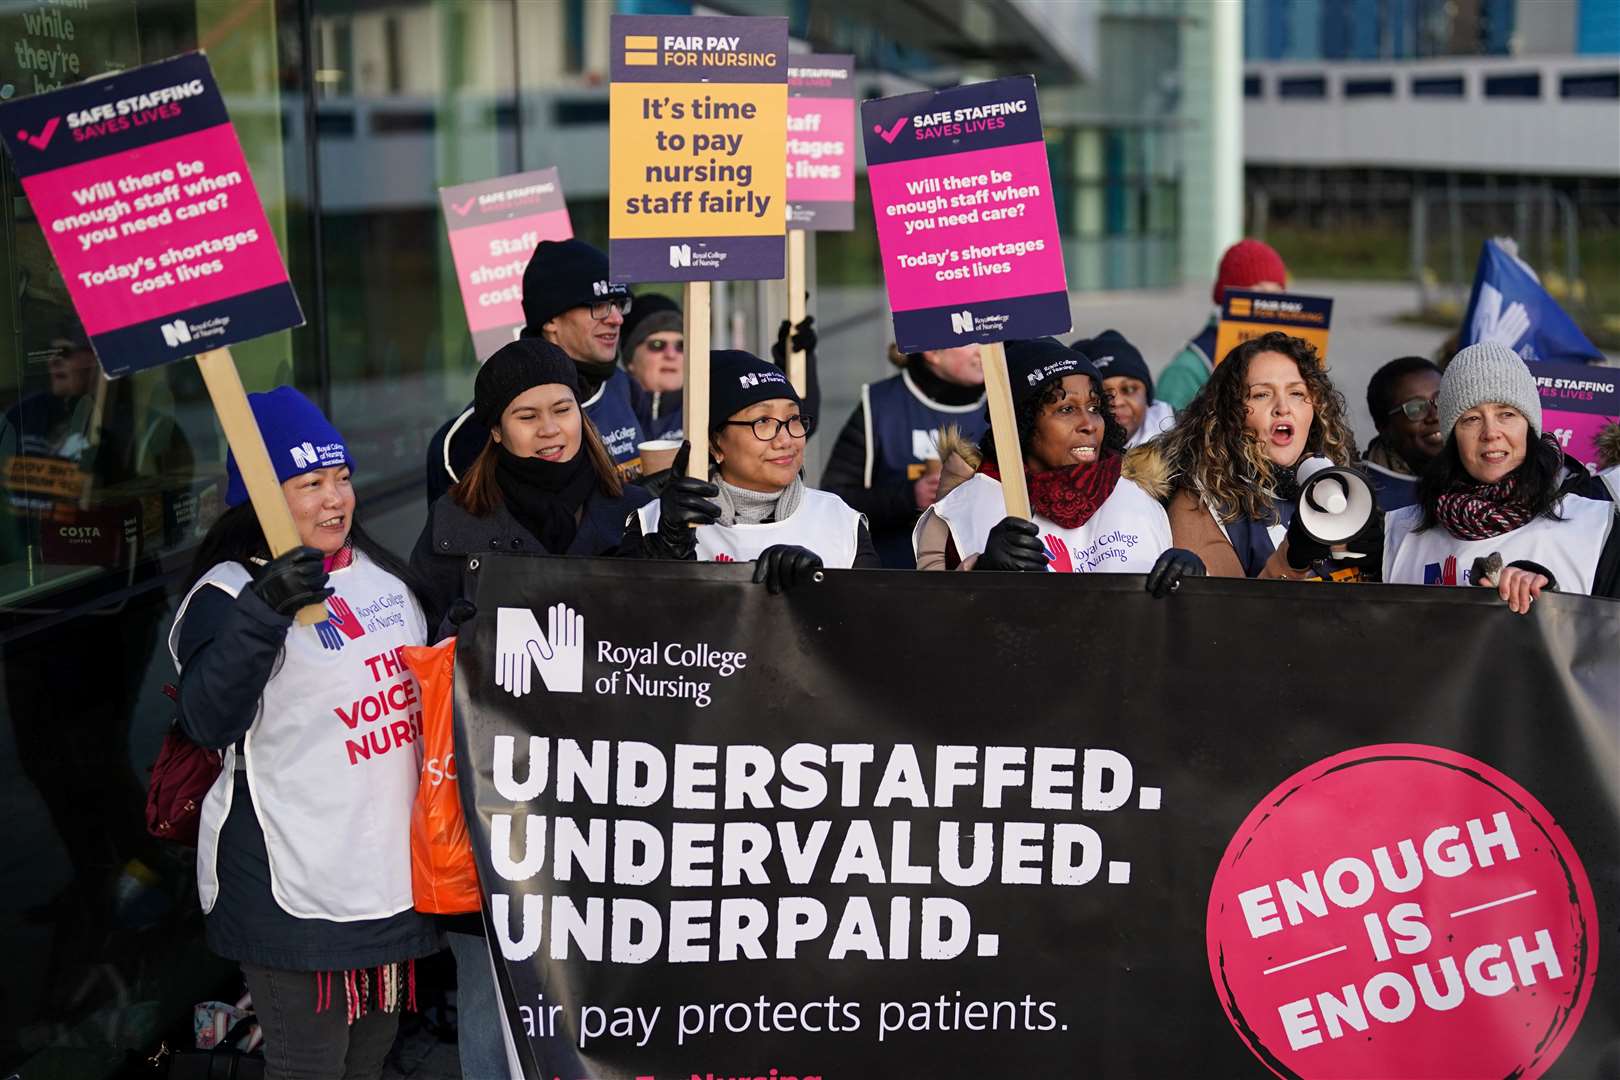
xmin=610 ymin=82 xmax=787 ymax=240
xmin=1213 ymin=289 xmax=1334 ymax=367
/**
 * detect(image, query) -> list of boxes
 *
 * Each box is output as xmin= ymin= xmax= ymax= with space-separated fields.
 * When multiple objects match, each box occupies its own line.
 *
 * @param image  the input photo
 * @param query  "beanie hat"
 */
xmin=708 ymin=350 xmax=800 ymax=426
xmin=520 ymin=239 xmax=630 ymax=332
xmin=620 ymin=293 xmax=683 ymax=367
xmin=225 ymin=387 xmax=352 ymax=508
xmin=1075 ymin=329 xmax=1153 ymax=401
xmin=474 ymin=337 xmax=581 ymax=426
xmin=1005 ymin=338 xmax=1103 ymax=410
xmin=1213 ymin=239 xmax=1288 ymax=306
xmin=1438 ymin=341 xmax=1543 ymax=439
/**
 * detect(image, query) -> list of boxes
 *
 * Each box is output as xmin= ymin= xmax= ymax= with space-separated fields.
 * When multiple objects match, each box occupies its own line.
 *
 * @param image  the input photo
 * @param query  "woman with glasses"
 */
xmin=623 ymin=350 xmax=879 ymax=590
xmin=1362 ymin=356 xmax=1443 ymax=511
xmin=1382 ymin=342 xmax=1620 ymax=611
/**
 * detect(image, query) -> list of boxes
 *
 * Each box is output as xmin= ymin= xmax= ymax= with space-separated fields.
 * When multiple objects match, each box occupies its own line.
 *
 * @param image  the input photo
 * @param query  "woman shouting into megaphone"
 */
xmin=1147 ymin=332 xmax=1366 ymax=580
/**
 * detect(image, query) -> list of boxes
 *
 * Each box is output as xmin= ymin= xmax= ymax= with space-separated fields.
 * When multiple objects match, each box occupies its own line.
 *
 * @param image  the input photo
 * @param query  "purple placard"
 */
xmin=1533 ymin=361 xmax=1620 ymax=472
xmin=609 ymin=15 xmax=789 ymax=283
xmin=788 ymin=54 xmax=856 ymax=232
xmin=862 ymin=76 xmax=1069 ymax=352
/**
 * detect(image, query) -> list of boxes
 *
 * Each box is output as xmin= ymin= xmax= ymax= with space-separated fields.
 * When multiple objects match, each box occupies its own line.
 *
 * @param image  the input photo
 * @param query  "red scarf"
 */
xmin=980 ymin=452 xmax=1124 ymax=529
xmin=324 ymin=543 xmax=355 ymax=572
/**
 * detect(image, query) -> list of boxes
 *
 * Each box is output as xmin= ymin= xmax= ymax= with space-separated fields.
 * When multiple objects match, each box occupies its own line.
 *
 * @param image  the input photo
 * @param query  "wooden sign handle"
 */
xmin=683 ymin=281 xmax=712 ymax=484
xmin=979 ymin=341 xmax=1031 ymax=521
xmin=785 ymin=230 xmax=808 ymax=397
xmin=195 ymin=347 xmax=326 ymax=626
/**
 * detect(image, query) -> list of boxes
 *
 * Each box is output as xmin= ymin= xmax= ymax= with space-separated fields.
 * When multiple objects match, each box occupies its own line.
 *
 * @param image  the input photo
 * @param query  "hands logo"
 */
xmin=950 ymin=309 xmax=974 ymax=335
xmin=1424 ymin=555 xmax=1460 ymax=586
xmin=1042 ymin=534 xmax=1072 ymax=573
xmin=1471 ymin=283 xmax=1531 ymax=353
xmin=496 ymin=603 xmax=585 ymax=698
xmin=315 ymin=596 xmax=368 ymax=651
xmin=670 ymin=244 xmax=692 ymax=269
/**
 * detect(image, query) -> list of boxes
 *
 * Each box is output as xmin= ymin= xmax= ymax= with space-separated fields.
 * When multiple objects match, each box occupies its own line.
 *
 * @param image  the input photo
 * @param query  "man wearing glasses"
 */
xmin=1362 ymin=356 xmax=1443 ymax=511
xmin=426 ymin=240 xmax=649 ymax=504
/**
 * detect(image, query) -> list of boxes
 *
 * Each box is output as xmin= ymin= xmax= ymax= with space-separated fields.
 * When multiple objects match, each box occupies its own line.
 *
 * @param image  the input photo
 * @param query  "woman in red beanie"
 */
xmin=1158 ymin=239 xmax=1288 ymax=410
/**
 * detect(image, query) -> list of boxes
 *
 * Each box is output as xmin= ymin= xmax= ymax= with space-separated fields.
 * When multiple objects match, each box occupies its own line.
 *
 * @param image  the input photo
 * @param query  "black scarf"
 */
xmin=494 ymin=445 xmax=597 ymax=553
xmin=576 ymin=359 xmax=618 ymax=403
xmin=905 ymin=354 xmax=984 ymax=407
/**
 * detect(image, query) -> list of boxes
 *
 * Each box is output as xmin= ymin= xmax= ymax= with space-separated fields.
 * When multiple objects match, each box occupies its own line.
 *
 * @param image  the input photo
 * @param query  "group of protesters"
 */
xmin=165 ymin=235 xmax=1620 ymax=1079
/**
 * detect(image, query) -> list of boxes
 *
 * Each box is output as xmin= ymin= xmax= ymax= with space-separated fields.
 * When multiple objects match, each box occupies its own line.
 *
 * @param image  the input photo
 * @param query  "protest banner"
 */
xmin=455 ymin=556 xmax=1618 ymax=1079
xmin=1533 ymin=361 xmax=1620 ymax=472
xmin=439 ymin=168 xmax=573 ymax=362
xmin=609 ymin=14 xmax=789 ymax=477
xmin=0 ymin=53 xmax=317 ymax=621
xmin=862 ymin=76 xmax=1069 ymax=519
xmin=782 ymin=53 xmax=856 ymax=395
xmin=1214 ymin=288 xmax=1334 ymax=367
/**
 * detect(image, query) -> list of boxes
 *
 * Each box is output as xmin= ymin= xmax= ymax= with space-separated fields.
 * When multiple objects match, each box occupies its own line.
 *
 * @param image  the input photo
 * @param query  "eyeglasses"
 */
xmin=724 ymin=415 xmax=813 ymax=441
xmin=643 ymin=336 xmax=684 ymax=355
xmin=1388 ymin=395 xmax=1438 ymax=422
xmin=587 ymin=296 xmax=632 ymax=321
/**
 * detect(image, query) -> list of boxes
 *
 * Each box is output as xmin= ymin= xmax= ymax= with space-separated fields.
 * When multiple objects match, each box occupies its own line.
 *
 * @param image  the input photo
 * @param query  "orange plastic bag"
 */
xmin=403 ymin=638 xmax=481 ymax=914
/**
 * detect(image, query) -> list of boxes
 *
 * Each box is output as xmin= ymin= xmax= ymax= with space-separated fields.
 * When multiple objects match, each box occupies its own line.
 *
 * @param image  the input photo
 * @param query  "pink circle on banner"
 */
xmin=1206 ymin=744 xmax=1598 ymax=1080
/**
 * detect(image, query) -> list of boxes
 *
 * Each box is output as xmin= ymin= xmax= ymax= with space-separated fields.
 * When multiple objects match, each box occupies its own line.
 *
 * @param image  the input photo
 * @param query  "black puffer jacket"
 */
xmin=410 ymin=486 xmax=653 ymax=638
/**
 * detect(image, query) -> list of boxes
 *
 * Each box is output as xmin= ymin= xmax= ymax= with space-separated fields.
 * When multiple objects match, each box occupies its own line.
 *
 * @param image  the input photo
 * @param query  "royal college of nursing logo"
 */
xmin=495 ymin=604 xmax=586 ymax=698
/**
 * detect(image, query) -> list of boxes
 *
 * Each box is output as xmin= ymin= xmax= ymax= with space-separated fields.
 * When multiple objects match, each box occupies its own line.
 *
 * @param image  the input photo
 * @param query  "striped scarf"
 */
xmin=313 ymin=960 xmax=416 ymax=1025
xmin=1434 ymin=474 xmax=1534 ymax=541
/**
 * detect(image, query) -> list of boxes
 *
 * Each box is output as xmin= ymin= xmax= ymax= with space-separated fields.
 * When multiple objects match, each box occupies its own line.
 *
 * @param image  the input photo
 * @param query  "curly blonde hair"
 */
xmin=1160 ymin=331 xmax=1357 ymax=523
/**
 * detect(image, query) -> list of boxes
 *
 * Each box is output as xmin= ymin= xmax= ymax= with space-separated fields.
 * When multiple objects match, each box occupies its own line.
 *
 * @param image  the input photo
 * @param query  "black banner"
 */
xmin=457 ymin=556 xmax=1619 ymax=1079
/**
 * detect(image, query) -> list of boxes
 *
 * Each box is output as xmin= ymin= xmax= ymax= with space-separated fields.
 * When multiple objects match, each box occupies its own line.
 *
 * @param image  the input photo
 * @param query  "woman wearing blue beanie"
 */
xmin=168 ymin=386 xmax=437 ymax=1079
xmin=1383 ymin=342 xmax=1620 ymax=610
xmin=622 ymin=349 xmax=878 ymax=590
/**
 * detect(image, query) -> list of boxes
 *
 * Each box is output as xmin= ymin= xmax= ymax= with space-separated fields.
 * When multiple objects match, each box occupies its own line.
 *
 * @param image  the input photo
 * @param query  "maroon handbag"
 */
xmin=145 ymin=685 xmax=222 ymax=846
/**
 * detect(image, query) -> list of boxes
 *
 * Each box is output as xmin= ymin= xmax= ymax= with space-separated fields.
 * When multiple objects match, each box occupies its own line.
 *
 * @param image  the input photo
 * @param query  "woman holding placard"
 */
xmin=623 ymin=349 xmax=879 ymax=588
xmin=913 ymin=338 xmax=1198 ymax=594
xmin=1151 ymin=331 xmax=1364 ymax=580
xmin=411 ymin=338 xmax=651 ymax=634
xmin=168 ymin=387 xmax=437 ymax=1079
xmin=1382 ymin=342 xmax=1620 ymax=609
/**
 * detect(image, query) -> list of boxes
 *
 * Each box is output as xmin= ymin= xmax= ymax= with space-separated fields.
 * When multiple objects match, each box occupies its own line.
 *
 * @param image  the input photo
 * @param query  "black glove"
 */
xmin=1283 ymin=510 xmax=1334 ymax=571
xmin=1145 ymin=547 xmax=1205 ymax=598
xmin=447 ymin=599 xmax=478 ymax=628
xmin=752 ymin=544 xmax=823 ymax=594
xmin=643 ymin=442 xmax=719 ymax=560
xmin=250 ymin=546 xmax=332 ymax=616
xmin=771 ymin=316 xmax=817 ymax=367
xmin=974 ymin=516 xmax=1049 ymax=572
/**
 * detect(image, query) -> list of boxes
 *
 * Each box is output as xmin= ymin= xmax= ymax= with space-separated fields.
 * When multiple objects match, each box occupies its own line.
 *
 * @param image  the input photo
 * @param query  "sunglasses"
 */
xmin=1388 ymin=395 xmax=1438 ymax=422
xmin=587 ymin=296 xmax=633 ymax=321
xmin=642 ymin=336 xmax=684 ymax=355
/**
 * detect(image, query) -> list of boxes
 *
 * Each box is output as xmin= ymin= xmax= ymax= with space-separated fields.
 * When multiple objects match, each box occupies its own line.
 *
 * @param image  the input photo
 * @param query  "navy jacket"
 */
xmin=410 ymin=485 xmax=652 ymax=637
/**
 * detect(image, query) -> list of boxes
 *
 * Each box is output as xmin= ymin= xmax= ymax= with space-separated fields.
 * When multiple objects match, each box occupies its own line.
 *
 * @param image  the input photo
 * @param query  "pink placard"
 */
xmin=787 ymin=98 xmax=855 ymax=204
xmin=866 ymin=140 xmax=1067 ymax=312
xmin=20 ymin=123 xmax=293 ymax=337
xmin=445 ymin=209 xmax=573 ymax=333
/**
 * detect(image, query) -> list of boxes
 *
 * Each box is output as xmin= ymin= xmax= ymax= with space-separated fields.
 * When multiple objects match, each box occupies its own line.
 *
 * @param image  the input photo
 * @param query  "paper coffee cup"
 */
xmin=638 ymin=439 xmax=681 ymax=475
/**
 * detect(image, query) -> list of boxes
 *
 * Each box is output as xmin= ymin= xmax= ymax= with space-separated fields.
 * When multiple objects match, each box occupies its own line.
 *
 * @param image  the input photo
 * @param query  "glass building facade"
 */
xmin=0 ymin=1 xmax=1228 ymax=1071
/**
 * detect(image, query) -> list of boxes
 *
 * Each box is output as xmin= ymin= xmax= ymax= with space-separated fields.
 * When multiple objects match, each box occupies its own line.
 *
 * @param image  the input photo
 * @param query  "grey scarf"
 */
xmin=714 ymin=476 xmax=804 ymax=526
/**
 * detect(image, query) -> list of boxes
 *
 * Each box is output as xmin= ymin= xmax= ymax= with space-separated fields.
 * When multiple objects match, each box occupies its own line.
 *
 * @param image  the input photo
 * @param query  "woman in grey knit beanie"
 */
xmin=1380 ymin=341 xmax=1620 ymax=610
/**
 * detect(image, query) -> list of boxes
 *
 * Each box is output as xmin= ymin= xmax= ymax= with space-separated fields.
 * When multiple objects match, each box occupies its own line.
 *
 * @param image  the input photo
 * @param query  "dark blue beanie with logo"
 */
xmin=225 ymin=386 xmax=353 ymax=507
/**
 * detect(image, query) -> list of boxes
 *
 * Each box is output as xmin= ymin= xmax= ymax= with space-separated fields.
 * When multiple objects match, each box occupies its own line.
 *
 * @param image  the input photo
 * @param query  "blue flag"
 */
xmin=1459 ymin=240 xmax=1603 ymax=364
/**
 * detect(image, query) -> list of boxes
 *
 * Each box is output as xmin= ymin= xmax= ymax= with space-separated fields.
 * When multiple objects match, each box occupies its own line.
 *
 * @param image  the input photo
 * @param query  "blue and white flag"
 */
xmin=1460 ymin=239 xmax=1603 ymax=364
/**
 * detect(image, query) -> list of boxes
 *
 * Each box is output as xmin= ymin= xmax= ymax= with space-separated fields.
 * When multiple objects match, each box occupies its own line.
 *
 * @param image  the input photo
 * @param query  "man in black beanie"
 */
xmin=424 ymin=240 xmax=648 ymax=506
